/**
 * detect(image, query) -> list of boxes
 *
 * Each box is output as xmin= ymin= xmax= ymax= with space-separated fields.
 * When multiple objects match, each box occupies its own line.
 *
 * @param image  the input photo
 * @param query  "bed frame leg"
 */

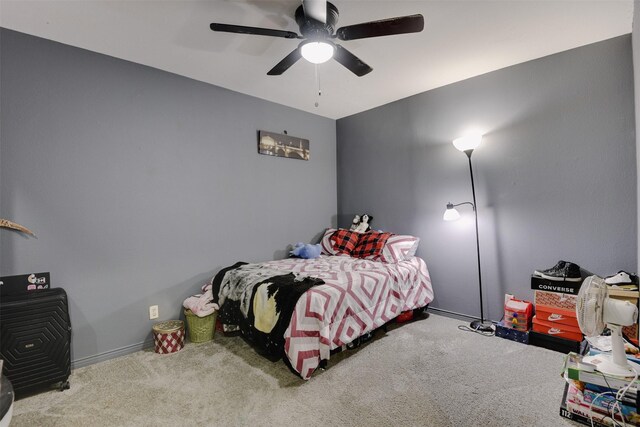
xmin=318 ymin=359 xmax=328 ymax=370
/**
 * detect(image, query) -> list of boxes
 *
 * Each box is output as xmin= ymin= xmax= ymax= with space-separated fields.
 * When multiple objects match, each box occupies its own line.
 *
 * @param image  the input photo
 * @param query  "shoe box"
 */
xmin=495 ymin=321 xmax=529 ymax=344
xmin=528 ymin=330 xmax=582 ymax=353
xmin=532 ymin=315 xmax=582 ymax=341
xmin=530 ymin=275 xmax=583 ymax=295
xmin=532 ymin=289 xmax=582 ymax=343
xmin=534 ymin=290 xmax=579 ymax=327
xmin=535 ymin=306 xmax=579 ymax=329
xmin=529 ymin=275 xmax=584 ymax=351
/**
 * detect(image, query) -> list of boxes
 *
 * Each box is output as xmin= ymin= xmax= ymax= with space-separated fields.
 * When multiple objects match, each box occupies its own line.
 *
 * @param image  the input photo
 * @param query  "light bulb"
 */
xmin=453 ymin=134 xmax=482 ymax=152
xmin=300 ymin=41 xmax=334 ymax=64
xmin=443 ymin=206 xmax=461 ymax=221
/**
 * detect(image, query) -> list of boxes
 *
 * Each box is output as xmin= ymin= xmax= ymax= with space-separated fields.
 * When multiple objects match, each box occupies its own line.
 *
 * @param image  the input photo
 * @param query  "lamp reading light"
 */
xmin=443 ymin=203 xmax=461 ymax=221
xmin=300 ymin=40 xmax=335 ymax=64
xmin=452 ymin=134 xmax=482 ymax=153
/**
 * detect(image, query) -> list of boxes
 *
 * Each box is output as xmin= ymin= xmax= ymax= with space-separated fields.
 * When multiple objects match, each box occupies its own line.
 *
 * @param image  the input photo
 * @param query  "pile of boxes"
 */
xmin=496 ymin=271 xmax=640 ymax=354
xmin=495 ymin=295 xmax=533 ymax=344
xmin=529 ymin=275 xmax=583 ymax=353
xmin=495 ymin=274 xmax=584 ymax=353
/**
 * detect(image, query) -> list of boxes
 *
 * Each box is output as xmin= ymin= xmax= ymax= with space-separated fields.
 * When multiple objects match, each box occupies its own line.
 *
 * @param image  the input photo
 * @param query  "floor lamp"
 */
xmin=444 ymin=134 xmax=493 ymax=333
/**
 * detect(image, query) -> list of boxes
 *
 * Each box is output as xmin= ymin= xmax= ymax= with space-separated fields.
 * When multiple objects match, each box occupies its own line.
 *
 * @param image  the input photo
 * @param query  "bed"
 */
xmin=211 ymin=230 xmax=434 ymax=380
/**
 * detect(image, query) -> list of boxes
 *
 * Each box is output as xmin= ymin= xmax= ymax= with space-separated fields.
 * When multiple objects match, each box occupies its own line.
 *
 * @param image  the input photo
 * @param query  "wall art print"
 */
xmin=258 ymin=130 xmax=309 ymax=161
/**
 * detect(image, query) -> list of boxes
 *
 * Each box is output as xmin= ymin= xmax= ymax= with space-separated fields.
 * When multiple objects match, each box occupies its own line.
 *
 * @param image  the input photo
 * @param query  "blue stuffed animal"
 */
xmin=290 ymin=242 xmax=322 ymax=259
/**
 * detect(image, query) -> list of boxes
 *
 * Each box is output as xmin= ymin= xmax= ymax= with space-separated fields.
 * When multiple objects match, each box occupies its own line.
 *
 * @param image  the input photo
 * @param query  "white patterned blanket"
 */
xmin=260 ymin=254 xmax=434 ymax=379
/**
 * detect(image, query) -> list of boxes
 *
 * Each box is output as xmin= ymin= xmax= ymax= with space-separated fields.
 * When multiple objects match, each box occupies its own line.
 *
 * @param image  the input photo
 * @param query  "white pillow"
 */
xmin=379 ymin=235 xmax=420 ymax=263
xmin=320 ymin=228 xmax=338 ymax=255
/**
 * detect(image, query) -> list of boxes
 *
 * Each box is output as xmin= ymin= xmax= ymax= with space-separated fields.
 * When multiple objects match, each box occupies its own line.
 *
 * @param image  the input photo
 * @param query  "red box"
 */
xmin=535 ymin=304 xmax=579 ymax=329
xmin=532 ymin=315 xmax=582 ymax=342
xmin=152 ymin=320 xmax=185 ymax=354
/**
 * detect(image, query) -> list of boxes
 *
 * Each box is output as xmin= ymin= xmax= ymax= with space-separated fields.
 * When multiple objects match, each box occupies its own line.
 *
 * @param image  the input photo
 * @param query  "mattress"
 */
xmin=260 ymin=254 xmax=434 ymax=379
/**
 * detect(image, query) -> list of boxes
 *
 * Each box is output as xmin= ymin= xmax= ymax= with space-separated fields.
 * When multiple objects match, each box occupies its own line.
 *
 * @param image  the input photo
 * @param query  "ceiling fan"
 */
xmin=210 ymin=0 xmax=424 ymax=77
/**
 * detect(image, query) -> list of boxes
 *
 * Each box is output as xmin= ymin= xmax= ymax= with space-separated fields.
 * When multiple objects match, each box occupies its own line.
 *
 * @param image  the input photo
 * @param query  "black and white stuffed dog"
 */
xmin=350 ymin=214 xmax=373 ymax=233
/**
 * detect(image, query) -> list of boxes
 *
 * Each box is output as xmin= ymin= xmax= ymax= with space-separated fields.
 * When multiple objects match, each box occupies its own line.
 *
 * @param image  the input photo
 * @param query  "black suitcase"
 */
xmin=0 ymin=288 xmax=71 ymax=395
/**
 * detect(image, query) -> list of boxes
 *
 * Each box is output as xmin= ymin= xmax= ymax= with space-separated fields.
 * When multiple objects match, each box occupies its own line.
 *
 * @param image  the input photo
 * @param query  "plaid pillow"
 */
xmin=330 ymin=229 xmax=360 ymax=255
xmin=352 ymin=231 xmax=393 ymax=259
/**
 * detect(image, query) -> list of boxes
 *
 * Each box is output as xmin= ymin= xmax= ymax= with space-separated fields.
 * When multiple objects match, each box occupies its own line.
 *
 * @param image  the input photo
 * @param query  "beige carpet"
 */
xmin=11 ymin=313 xmax=576 ymax=426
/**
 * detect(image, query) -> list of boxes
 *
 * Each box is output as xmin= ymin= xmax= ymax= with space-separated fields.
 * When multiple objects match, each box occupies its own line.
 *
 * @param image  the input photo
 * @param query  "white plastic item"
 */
xmin=577 ymin=275 xmax=640 ymax=377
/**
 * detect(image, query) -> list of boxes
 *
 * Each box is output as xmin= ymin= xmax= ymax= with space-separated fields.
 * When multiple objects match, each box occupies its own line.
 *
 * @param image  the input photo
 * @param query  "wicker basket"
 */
xmin=184 ymin=309 xmax=216 ymax=343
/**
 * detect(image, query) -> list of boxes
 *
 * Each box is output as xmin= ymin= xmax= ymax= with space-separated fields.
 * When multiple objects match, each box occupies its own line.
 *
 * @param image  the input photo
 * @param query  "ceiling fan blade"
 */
xmin=302 ymin=0 xmax=327 ymax=23
xmin=210 ymin=23 xmax=300 ymax=39
xmin=333 ymin=45 xmax=372 ymax=77
xmin=267 ymin=48 xmax=303 ymax=75
xmin=336 ymin=14 xmax=424 ymax=41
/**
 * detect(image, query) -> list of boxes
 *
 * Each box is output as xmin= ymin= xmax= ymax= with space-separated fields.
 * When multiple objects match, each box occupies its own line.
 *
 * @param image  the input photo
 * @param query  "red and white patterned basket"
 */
xmin=152 ymin=320 xmax=185 ymax=354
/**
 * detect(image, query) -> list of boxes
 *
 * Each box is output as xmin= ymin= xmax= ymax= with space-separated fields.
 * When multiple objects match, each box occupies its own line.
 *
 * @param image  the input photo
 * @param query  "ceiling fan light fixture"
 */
xmin=211 ymin=5 xmax=424 ymax=76
xmin=300 ymin=40 xmax=335 ymax=64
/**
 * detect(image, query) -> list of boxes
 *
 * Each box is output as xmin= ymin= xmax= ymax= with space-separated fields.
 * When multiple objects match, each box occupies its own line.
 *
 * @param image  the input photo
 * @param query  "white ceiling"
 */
xmin=0 ymin=0 xmax=633 ymax=119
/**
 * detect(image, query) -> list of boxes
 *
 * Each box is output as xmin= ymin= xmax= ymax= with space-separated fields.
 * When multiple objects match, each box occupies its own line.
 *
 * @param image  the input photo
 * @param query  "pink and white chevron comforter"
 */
xmin=261 ymin=254 xmax=434 ymax=379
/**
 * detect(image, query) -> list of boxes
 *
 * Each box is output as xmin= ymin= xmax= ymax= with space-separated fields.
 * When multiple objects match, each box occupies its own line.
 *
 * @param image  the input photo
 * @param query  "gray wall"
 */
xmin=337 ymin=35 xmax=636 ymax=322
xmin=634 ymin=0 xmax=640 ymax=272
xmin=0 ymin=29 xmax=337 ymax=366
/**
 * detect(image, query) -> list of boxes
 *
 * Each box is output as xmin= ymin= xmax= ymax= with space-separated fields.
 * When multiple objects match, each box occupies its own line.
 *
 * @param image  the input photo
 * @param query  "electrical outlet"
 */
xmin=149 ymin=305 xmax=159 ymax=320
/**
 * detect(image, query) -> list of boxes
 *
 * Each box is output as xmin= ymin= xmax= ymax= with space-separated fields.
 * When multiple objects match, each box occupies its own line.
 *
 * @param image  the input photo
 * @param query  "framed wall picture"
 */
xmin=258 ymin=130 xmax=309 ymax=161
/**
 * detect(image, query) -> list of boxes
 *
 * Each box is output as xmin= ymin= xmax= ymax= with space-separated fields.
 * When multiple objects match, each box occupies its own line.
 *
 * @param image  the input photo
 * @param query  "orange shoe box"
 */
xmin=534 ymin=290 xmax=577 ymax=311
xmin=535 ymin=304 xmax=579 ymax=329
xmin=532 ymin=315 xmax=582 ymax=342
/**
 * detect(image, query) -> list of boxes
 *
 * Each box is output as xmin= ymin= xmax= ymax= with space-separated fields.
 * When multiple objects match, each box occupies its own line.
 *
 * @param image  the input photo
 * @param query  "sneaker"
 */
xmin=605 ymin=271 xmax=639 ymax=286
xmin=533 ymin=260 xmax=582 ymax=282
xmin=609 ymin=284 xmax=639 ymax=291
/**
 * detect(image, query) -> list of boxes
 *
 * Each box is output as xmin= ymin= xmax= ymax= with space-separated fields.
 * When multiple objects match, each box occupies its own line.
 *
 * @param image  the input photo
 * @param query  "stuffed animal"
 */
xmin=349 ymin=214 xmax=361 ymax=231
xmin=354 ymin=214 xmax=373 ymax=233
xmin=290 ymin=242 xmax=322 ymax=259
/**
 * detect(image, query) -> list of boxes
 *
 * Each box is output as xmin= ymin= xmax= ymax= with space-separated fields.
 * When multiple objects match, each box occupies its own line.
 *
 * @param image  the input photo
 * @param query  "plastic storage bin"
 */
xmin=504 ymin=294 xmax=533 ymax=331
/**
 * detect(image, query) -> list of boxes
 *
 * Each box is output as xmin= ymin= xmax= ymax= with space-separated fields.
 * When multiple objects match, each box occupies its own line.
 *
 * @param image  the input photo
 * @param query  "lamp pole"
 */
xmin=449 ymin=133 xmax=491 ymax=333
xmin=465 ymin=149 xmax=486 ymax=329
